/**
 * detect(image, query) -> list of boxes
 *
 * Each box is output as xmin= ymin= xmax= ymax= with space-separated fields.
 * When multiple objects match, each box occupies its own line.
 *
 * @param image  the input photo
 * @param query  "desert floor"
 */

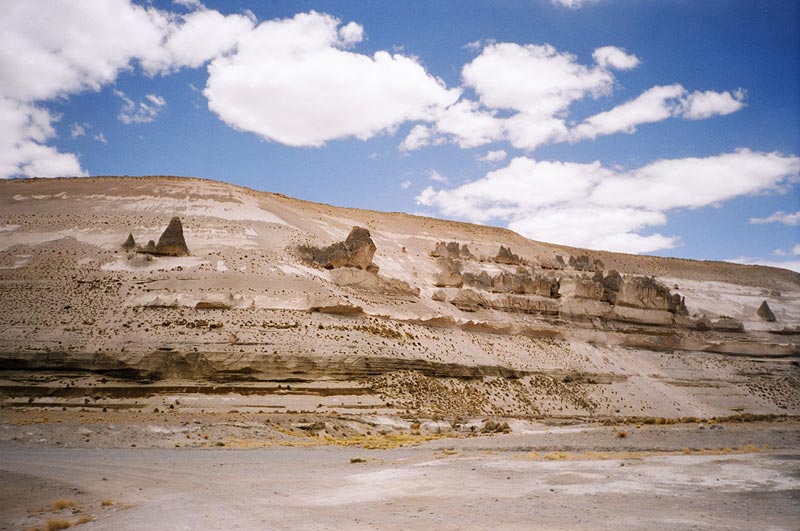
xmin=1 ymin=411 xmax=798 ymax=531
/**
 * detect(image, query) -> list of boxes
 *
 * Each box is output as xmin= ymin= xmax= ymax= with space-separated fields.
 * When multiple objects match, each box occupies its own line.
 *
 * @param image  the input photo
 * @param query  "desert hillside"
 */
xmin=1 ymin=176 xmax=798 ymax=419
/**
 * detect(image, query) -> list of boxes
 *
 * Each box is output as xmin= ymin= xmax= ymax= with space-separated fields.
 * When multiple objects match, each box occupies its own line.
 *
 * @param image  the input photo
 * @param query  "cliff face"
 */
xmin=0 ymin=176 xmax=798 ymax=418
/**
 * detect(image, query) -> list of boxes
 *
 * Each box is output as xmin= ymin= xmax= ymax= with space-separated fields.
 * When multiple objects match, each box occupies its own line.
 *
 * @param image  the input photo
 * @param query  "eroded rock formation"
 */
xmin=430 ymin=241 xmax=475 ymax=260
xmin=757 ymin=300 xmax=777 ymax=322
xmin=495 ymin=245 xmax=523 ymax=265
xmin=298 ymin=226 xmax=377 ymax=271
xmin=576 ymin=271 xmax=687 ymax=315
xmin=434 ymin=257 xmax=464 ymax=288
xmin=155 ymin=217 xmax=190 ymax=256
xmin=122 ymin=233 xmax=136 ymax=251
xmin=569 ymin=254 xmax=604 ymax=272
xmin=464 ymin=267 xmax=560 ymax=298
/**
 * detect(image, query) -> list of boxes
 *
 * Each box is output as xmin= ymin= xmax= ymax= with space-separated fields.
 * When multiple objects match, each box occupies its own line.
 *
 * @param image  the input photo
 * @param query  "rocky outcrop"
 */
xmin=713 ymin=317 xmax=745 ymax=332
xmin=575 ymin=270 xmax=621 ymax=304
xmin=464 ymin=267 xmax=560 ymax=298
xmin=540 ymin=255 xmax=566 ymax=270
xmin=618 ymin=275 xmax=687 ymax=315
xmin=140 ymin=240 xmax=157 ymax=254
xmin=569 ymin=254 xmax=604 ymax=272
xmin=430 ymin=241 xmax=475 ymax=260
xmin=495 ymin=245 xmax=523 ymax=265
xmin=575 ymin=272 xmax=687 ymax=315
xmin=757 ymin=300 xmax=776 ymax=322
xmin=155 ymin=217 xmax=190 ymax=256
xmin=433 ymin=257 xmax=464 ymax=288
xmin=450 ymin=289 xmax=559 ymax=314
xmin=298 ymin=226 xmax=377 ymax=271
xmin=329 ymin=268 xmax=419 ymax=296
xmin=122 ymin=233 xmax=136 ymax=251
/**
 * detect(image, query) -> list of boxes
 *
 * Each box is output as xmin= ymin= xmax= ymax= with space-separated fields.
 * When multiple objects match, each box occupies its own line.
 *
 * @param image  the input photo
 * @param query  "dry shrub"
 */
xmin=45 ymin=520 xmax=71 ymax=531
xmin=51 ymin=500 xmax=76 ymax=511
xmin=616 ymin=430 xmax=628 ymax=439
xmin=100 ymin=499 xmax=114 ymax=507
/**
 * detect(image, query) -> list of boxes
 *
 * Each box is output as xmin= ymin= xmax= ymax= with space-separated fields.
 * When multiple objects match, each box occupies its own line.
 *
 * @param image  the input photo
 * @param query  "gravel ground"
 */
xmin=1 ymin=416 xmax=798 ymax=530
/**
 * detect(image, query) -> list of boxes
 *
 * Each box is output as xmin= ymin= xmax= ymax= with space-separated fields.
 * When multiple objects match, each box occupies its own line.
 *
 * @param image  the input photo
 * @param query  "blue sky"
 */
xmin=1 ymin=0 xmax=798 ymax=269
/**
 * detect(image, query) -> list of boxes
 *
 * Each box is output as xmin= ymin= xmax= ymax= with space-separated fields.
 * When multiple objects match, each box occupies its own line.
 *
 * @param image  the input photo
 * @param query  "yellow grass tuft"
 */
xmin=45 ymin=519 xmax=71 ymax=531
xmin=51 ymin=500 xmax=77 ymax=511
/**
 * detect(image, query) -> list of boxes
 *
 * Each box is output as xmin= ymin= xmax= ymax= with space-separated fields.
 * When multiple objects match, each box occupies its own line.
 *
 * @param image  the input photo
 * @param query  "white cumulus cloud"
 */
xmin=417 ymin=150 xmax=800 ymax=253
xmin=205 ymin=11 xmax=459 ymax=147
xmin=0 ymin=0 xmax=257 ymax=178
xmin=681 ymin=89 xmax=746 ymax=120
xmin=592 ymin=46 xmax=640 ymax=70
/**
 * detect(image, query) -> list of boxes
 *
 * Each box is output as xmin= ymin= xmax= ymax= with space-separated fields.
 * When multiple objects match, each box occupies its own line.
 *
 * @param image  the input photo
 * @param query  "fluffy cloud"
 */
xmin=151 ymin=8 xmax=256 ymax=72
xmin=405 ymin=41 xmax=745 ymax=153
xmin=463 ymin=43 xmax=614 ymax=117
xmin=592 ymin=149 xmax=800 ymax=210
xmin=205 ymin=11 xmax=459 ymax=147
xmin=0 ymin=97 xmax=86 ymax=178
xmin=571 ymin=84 xmax=684 ymax=140
xmin=400 ymin=124 xmax=434 ymax=152
xmin=417 ymin=150 xmax=800 ymax=253
xmin=0 ymin=0 xmax=256 ymax=178
xmin=571 ymin=85 xmax=747 ymax=141
xmin=592 ymin=46 xmax=640 ymax=70
xmin=750 ymin=210 xmax=800 ymax=226
xmin=432 ymin=100 xmax=504 ymax=148
xmin=681 ymin=89 xmax=745 ymax=120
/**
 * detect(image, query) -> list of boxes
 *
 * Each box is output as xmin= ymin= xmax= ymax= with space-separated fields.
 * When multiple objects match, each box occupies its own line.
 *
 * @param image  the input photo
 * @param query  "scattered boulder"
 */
xmin=756 ymin=300 xmax=776 ymax=322
xmin=494 ymin=245 xmax=523 ymax=265
xmin=155 ymin=217 xmax=190 ymax=256
xmin=298 ymin=226 xmax=377 ymax=271
xmin=122 ymin=233 xmax=136 ymax=251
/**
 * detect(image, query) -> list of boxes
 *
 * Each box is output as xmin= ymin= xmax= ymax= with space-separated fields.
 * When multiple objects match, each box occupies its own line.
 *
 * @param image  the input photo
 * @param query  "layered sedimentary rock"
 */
xmin=1 ymin=176 xmax=798 ymax=420
xmin=464 ymin=267 xmax=560 ymax=298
